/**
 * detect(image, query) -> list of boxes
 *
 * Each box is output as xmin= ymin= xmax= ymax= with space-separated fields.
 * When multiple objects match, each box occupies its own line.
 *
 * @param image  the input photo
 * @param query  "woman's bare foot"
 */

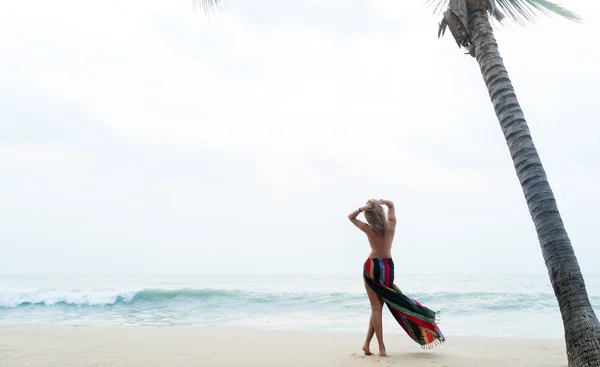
xmin=378 ymin=347 xmax=387 ymax=357
xmin=362 ymin=345 xmax=373 ymax=355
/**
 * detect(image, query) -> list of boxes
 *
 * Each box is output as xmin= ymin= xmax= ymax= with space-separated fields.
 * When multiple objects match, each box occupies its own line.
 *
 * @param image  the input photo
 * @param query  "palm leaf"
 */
xmin=424 ymin=0 xmax=581 ymax=25
xmin=192 ymin=0 xmax=221 ymax=14
xmin=501 ymin=0 xmax=580 ymax=24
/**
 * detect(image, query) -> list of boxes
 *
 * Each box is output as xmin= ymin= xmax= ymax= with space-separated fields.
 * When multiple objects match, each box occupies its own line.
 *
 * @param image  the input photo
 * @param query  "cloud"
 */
xmin=0 ymin=144 xmax=93 ymax=188
xmin=2 ymin=0 xmax=464 ymax=154
xmin=0 ymin=0 xmax=598 ymax=275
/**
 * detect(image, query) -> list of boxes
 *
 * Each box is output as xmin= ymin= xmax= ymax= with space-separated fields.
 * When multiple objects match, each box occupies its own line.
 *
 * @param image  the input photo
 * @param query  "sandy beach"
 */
xmin=0 ymin=325 xmax=567 ymax=367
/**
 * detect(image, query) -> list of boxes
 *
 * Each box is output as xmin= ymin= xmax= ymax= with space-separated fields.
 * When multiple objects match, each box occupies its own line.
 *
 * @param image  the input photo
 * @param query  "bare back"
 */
xmin=348 ymin=200 xmax=398 ymax=259
xmin=365 ymin=223 xmax=396 ymax=258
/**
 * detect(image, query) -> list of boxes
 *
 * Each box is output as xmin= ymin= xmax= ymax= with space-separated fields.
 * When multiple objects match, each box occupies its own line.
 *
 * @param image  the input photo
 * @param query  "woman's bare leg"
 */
xmin=364 ymin=281 xmax=386 ymax=356
xmin=363 ymin=318 xmax=374 ymax=355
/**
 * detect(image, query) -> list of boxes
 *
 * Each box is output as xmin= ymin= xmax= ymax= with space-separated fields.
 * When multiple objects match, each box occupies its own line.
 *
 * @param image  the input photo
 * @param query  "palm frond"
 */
xmin=423 ymin=0 xmax=581 ymax=25
xmin=192 ymin=0 xmax=221 ymax=14
xmin=496 ymin=0 xmax=581 ymax=25
xmin=424 ymin=0 xmax=450 ymax=17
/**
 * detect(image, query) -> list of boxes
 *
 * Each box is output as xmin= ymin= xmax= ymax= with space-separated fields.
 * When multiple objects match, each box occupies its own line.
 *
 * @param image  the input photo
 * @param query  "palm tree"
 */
xmin=195 ymin=0 xmax=599 ymax=365
xmin=431 ymin=1 xmax=599 ymax=366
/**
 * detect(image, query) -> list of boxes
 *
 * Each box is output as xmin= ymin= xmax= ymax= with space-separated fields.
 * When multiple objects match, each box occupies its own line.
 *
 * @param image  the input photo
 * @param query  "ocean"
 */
xmin=1 ymin=273 xmax=599 ymax=339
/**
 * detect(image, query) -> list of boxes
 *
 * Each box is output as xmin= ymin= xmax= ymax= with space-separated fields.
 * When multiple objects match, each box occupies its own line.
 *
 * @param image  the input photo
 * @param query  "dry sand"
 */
xmin=0 ymin=325 xmax=567 ymax=367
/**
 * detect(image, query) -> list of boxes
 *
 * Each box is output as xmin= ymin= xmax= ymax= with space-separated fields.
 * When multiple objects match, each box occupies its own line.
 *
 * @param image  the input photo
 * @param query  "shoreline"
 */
xmin=0 ymin=321 xmax=568 ymax=339
xmin=0 ymin=325 xmax=568 ymax=366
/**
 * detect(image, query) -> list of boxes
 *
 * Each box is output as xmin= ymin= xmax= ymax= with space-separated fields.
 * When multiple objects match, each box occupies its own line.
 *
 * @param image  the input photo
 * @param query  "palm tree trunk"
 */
xmin=467 ymin=5 xmax=600 ymax=367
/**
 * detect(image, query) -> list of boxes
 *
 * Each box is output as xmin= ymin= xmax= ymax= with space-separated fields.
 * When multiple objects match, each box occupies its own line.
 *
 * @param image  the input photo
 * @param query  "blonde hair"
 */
xmin=363 ymin=199 xmax=389 ymax=236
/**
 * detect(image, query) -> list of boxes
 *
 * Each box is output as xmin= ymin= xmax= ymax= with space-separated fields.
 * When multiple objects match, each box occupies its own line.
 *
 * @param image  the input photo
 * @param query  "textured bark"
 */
xmin=468 ymin=7 xmax=600 ymax=367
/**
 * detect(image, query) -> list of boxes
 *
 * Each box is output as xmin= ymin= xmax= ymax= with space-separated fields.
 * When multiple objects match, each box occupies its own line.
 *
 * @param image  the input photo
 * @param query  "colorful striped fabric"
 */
xmin=363 ymin=257 xmax=445 ymax=349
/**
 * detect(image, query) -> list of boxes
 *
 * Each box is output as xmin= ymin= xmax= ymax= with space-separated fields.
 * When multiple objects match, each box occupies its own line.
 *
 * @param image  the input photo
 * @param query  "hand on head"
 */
xmin=363 ymin=199 xmax=382 ymax=211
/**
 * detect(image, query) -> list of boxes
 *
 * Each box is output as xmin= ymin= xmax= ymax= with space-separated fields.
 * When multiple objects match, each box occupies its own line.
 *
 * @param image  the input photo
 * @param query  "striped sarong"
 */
xmin=363 ymin=257 xmax=445 ymax=349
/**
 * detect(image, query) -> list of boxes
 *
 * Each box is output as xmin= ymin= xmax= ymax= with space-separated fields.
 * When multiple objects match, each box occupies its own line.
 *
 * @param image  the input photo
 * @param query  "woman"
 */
xmin=348 ymin=199 xmax=445 ymax=356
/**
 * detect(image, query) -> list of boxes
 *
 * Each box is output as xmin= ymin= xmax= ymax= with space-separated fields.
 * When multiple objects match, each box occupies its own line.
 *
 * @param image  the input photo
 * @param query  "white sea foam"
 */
xmin=0 ymin=288 xmax=138 ymax=307
xmin=0 ymin=274 xmax=598 ymax=338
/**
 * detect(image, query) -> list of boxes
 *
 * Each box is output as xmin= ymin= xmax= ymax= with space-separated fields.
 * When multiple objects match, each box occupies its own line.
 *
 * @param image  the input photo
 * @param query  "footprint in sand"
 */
xmin=350 ymin=352 xmax=382 ymax=362
xmin=350 ymin=352 xmax=366 ymax=359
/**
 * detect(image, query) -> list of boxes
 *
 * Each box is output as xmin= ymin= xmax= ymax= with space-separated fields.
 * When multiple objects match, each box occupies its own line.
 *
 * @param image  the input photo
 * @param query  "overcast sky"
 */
xmin=0 ymin=0 xmax=597 ymax=275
